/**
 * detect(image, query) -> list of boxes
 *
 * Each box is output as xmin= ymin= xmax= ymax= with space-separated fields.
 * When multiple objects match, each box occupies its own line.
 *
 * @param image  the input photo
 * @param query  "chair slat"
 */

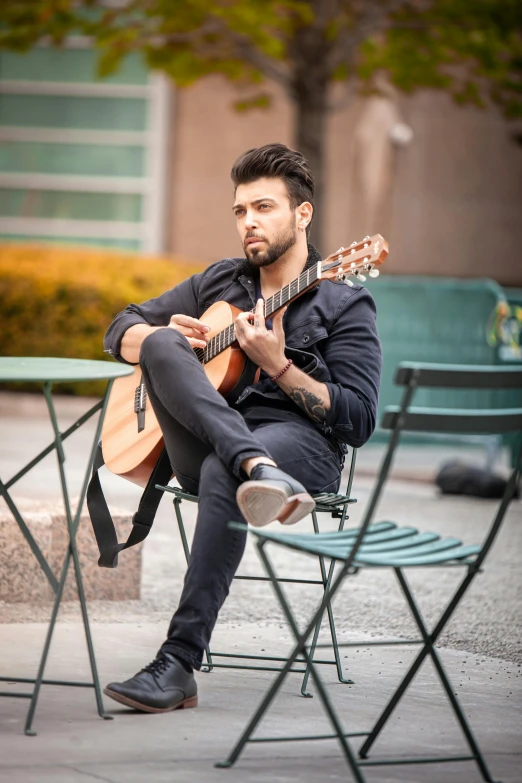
xmin=395 ymin=363 xmax=522 ymax=390
xmin=358 ymin=526 xmax=417 ymax=544
xmin=254 ymin=521 xmax=396 ymax=548
xmin=357 ymin=543 xmax=481 ymax=567
xmin=358 ymin=537 xmax=463 ymax=562
xmin=290 ymin=523 xmax=404 ymax=545
xmin=247 ymin=528 xmax=477 ymax=566
xmin=381 ymin=406 xmax=522 ymax=435
xmin=269 ymin=533 xmax=465 ymax=563
xmin=358 ymin=531 xmax=440 ymax=553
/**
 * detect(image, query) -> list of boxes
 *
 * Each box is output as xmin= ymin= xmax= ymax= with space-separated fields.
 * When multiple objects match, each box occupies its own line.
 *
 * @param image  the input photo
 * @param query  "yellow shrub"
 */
xmin=0 ymin=243 xmax=204 ymax=395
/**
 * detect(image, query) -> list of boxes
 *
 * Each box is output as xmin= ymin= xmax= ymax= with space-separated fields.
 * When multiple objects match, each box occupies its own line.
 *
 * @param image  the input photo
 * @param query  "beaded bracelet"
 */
xmin=270 ymin=359 xmax=293 ymax=382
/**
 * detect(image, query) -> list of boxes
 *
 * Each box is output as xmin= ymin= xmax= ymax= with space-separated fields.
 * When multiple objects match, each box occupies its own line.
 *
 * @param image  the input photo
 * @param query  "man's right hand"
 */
xmin=120 ymin=317 xmax=210 ymax=364
xmin=167 ymin=314 xmax=210 ymax=349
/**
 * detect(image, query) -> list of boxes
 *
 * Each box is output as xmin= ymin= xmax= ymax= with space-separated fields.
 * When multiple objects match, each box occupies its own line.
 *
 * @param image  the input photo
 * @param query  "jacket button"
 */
xmin=302 ymin=334 xmax=310 ymax=343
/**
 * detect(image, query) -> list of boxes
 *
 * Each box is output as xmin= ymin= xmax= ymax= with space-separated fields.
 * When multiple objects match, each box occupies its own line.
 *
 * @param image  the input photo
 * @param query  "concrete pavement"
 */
xmin=1 ymin=622 xmax=521 ymax=783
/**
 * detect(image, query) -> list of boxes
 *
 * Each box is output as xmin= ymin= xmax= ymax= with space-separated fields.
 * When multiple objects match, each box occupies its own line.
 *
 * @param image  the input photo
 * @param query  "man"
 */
xmin=103 ymin=142 xmax=381 ymax=713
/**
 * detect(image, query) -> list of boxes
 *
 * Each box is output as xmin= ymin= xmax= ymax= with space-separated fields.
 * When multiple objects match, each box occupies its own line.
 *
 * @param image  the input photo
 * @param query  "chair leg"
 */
xmin=359 ymin=567 xmax=476 ymax=758
xmin=321 ymin=502 xmax=355 ymax=686
xmin=301 ymin=508 xmax=354 ymax=697
xmin=218 ymin=540 xmax=366 ymax=781
xmin=394 ymin=569 xmax=498 ymax=783
xmin=359 ymin=567 xmax=498 ymax=783
xmin=172 ymin=494 xmax=353 ymax=682
xmin=173 ymin=497 xmax=214 ymax=672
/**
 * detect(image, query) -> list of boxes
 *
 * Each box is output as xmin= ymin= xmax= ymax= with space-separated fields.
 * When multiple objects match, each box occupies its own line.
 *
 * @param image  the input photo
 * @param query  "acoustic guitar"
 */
xmin=101 ymin=235 xmax=388 ymax=486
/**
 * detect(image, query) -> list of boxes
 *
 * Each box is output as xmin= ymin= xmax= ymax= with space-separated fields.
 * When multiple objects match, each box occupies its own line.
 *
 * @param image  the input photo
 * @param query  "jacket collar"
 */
xmin=233 ymin=243 xmax=322 ymax=281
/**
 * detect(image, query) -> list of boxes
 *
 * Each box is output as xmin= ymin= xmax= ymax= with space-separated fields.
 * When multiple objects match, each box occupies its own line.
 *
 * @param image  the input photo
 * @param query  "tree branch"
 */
xmin=326 ymin=0 xmax=411 ymax=74
xmin=224 ymin=28 xmax=291 ymax=89
xmin=120 ymin=12 xmax=292 ymax=91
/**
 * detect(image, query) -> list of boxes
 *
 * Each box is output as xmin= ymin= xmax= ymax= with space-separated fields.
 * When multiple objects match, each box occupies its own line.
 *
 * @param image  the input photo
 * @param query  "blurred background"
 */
xmin=0 ymin=1 xmax=521 ymax=407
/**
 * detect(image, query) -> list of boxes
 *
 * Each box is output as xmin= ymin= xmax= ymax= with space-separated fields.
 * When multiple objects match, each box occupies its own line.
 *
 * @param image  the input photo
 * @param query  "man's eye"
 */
xmin=259 ymin=204 xmax=270 ymax=210
xmin=235 ymin=210 xmax=245 ymax=217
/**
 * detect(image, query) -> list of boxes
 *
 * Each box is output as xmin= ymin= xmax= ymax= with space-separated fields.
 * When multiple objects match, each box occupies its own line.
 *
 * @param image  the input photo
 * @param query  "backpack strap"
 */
xmin=87 ymin=443 xmax=172 ymax=568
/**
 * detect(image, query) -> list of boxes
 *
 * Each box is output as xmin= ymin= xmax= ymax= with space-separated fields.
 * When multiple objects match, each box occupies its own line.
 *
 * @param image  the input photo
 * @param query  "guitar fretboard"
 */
xmin=194 ymin=263 xmax=320 ymax=364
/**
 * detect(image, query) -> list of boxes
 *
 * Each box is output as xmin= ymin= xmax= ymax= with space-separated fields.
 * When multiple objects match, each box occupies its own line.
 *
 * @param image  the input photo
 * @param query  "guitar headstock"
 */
xmin=321 ymin=234 xmax=388 ymax=286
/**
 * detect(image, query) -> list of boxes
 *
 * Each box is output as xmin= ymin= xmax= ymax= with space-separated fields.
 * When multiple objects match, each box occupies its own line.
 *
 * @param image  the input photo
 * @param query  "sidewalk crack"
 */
xmin=71 ymin=768 xmax=116 ymax=783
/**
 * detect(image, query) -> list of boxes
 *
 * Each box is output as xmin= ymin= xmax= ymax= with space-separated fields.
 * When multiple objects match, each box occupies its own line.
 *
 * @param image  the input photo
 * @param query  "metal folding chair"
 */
xmin=156 ymin=446 xmax=358 ymax=695
xmin=218 ymin=363 xmax=522 ymax=782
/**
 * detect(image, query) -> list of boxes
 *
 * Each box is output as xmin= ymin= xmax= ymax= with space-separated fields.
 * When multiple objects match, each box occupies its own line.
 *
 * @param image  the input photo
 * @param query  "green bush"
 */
xmin=0 ymin=243 xmax=204 ymax=395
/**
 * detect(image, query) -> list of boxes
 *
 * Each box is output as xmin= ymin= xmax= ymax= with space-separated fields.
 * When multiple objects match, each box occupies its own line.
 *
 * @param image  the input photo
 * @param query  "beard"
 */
xmin=244 ymin=218 xmax=297 ymax=268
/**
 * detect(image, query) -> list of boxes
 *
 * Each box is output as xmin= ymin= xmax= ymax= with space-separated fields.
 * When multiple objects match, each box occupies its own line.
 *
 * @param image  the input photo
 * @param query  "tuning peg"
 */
xmin=369 ymin=268 xmax=380 ymax=278
xmin=350 ymin=241 xmax=357 ymax=247
xmin=336 ymin=246 xmax=345 ymax=252
xmin=358 ymin=274 xmax=366 ymax=282
xmin=363 ymin=235 xmax=370 ymax=241
xmin=344 ymin=278 xmax=354 ymax=287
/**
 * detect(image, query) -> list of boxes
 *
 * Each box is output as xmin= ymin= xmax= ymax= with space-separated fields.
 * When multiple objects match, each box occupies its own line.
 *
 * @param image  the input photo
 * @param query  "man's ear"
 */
xmin=296 ymin=201 xmax=313 ymax=231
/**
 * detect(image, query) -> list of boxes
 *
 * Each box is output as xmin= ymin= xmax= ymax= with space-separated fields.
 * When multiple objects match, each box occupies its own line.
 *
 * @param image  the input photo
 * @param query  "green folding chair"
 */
xmin=157 ymin=446 xmax=358 ymax=695
xmin=218 ymin=363 xmax=522 ymax=782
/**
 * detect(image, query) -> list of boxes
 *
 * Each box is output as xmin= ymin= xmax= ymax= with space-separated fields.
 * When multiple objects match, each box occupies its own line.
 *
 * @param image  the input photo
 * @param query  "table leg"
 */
xmin=0 ymin=479 xmax=59 ymax=591
xmin=23 ymin=382 xmax=115 ymax=734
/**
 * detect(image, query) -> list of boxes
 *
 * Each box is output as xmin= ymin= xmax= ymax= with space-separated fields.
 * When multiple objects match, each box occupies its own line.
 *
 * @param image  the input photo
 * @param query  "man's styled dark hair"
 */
xmin=231 ymin=143 xmax=314 ymax=235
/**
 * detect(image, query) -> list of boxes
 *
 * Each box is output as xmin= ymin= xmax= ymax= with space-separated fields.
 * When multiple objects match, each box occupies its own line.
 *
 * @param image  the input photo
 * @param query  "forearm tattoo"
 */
xmin=288 ymin=386 xmax=327 ymax=422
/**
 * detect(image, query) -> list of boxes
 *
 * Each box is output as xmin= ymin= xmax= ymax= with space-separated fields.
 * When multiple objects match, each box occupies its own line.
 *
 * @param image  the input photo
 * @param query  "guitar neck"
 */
xmin=198 ymin=262 xmax=321 ymax=364
xmin=263 ymin=262 xmax=321 ymax=318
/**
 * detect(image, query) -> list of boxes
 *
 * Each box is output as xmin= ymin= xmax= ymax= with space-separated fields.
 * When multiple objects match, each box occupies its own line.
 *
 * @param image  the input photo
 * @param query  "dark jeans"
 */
xmin=139 ymin=328 xmax=343 ymax=670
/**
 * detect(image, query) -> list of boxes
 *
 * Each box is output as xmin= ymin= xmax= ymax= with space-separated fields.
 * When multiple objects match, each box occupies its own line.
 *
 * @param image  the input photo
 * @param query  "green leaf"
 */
xmin=1 ymin=0 xmax=520 ymax=121
xmin=234 ymin=93 xmax=271 ymax=112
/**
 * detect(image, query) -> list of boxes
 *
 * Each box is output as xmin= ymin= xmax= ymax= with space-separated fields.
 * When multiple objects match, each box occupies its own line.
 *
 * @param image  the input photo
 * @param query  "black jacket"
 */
xmin=104 ymin=246 xmax=382 ymax=449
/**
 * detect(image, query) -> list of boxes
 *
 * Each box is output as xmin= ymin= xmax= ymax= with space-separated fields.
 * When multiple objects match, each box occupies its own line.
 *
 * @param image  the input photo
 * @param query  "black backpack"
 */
xmin=435 ymin=460 xmax=519 ymax=499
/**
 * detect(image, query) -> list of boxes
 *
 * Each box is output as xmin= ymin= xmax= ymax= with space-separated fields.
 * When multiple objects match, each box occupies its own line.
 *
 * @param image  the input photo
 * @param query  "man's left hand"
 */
xmin=235 ymin=299 xmax=287 ymax=378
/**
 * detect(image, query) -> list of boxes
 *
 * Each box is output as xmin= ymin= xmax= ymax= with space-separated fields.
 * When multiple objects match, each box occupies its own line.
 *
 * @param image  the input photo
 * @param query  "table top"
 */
xmin=0 ymin=357 xmax=135 ymax=383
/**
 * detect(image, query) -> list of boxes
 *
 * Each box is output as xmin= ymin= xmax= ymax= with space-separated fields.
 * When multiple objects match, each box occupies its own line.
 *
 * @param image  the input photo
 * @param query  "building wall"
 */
xmin=169 ymin=76 xmax=522 ymax=286
xmin=168 ymin=77 xmax=292 ymax=264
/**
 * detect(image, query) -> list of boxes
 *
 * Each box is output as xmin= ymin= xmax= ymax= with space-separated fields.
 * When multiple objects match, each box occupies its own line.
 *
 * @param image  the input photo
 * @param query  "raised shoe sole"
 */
xmin=236 ymin=481 xmax=315 ymax=527
xmin=103 ymin=686 xmax=198 ymax=713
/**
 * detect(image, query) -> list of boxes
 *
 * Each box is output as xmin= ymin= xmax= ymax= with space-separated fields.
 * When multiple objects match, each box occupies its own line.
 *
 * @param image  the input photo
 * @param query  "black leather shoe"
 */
xmin=104 ymin=652 xmax=197 ymax=713
xmin=236 ymin=464 xmax=315 ymax=527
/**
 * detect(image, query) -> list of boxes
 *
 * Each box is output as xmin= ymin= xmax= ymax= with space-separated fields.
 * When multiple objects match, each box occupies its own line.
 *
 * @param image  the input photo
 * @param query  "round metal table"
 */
xmin=0 ymin=357 xmax=134 ymax=735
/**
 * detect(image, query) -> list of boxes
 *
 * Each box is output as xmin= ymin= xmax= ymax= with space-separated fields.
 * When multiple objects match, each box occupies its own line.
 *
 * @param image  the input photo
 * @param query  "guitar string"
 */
xmin=193 ymin=242 xmax=377 ymax=365
xmin=196 ymin=264 xmax=319 ymax=365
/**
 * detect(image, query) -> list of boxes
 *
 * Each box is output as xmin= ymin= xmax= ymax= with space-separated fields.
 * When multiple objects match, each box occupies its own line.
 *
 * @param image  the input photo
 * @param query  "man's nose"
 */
xmin=244 ymin=210 xmax=258 ymax=230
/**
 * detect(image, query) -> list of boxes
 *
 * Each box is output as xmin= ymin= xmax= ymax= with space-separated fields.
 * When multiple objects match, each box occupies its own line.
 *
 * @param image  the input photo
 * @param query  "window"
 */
xmin=0 ymin=43 xmax=171 ymax=252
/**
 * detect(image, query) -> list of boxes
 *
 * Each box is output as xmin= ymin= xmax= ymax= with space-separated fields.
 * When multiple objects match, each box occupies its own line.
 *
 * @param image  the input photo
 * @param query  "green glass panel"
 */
xmin=0 ymin=49 xmax=148 ymax=85
xmin=0 ymin=234 xmax=141 ymax=250
xmin=0 ymin=189 xmax=142 ymax=222
xmin=0 ymin=95 xmax=148 ymax=131
xmin=0 ymin=141 xmax=145 ymax=177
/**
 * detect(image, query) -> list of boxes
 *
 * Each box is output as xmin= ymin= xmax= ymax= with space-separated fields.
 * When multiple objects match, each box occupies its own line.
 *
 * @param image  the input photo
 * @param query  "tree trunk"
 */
xmin=290 ymin=24 xmax=331 ymax=252
xmin=294 ymin=81 xmax=328 ymax=251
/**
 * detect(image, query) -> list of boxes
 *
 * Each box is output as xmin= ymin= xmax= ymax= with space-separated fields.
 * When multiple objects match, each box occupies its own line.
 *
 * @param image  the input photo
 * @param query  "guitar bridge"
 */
xmin=134 ymin=378 xmax=147 ymax=433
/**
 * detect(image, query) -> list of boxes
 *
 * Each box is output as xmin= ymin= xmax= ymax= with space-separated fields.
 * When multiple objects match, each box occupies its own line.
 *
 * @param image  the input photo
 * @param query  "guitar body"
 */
xmin=102 ymin=300 xmax=245 ymax=487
